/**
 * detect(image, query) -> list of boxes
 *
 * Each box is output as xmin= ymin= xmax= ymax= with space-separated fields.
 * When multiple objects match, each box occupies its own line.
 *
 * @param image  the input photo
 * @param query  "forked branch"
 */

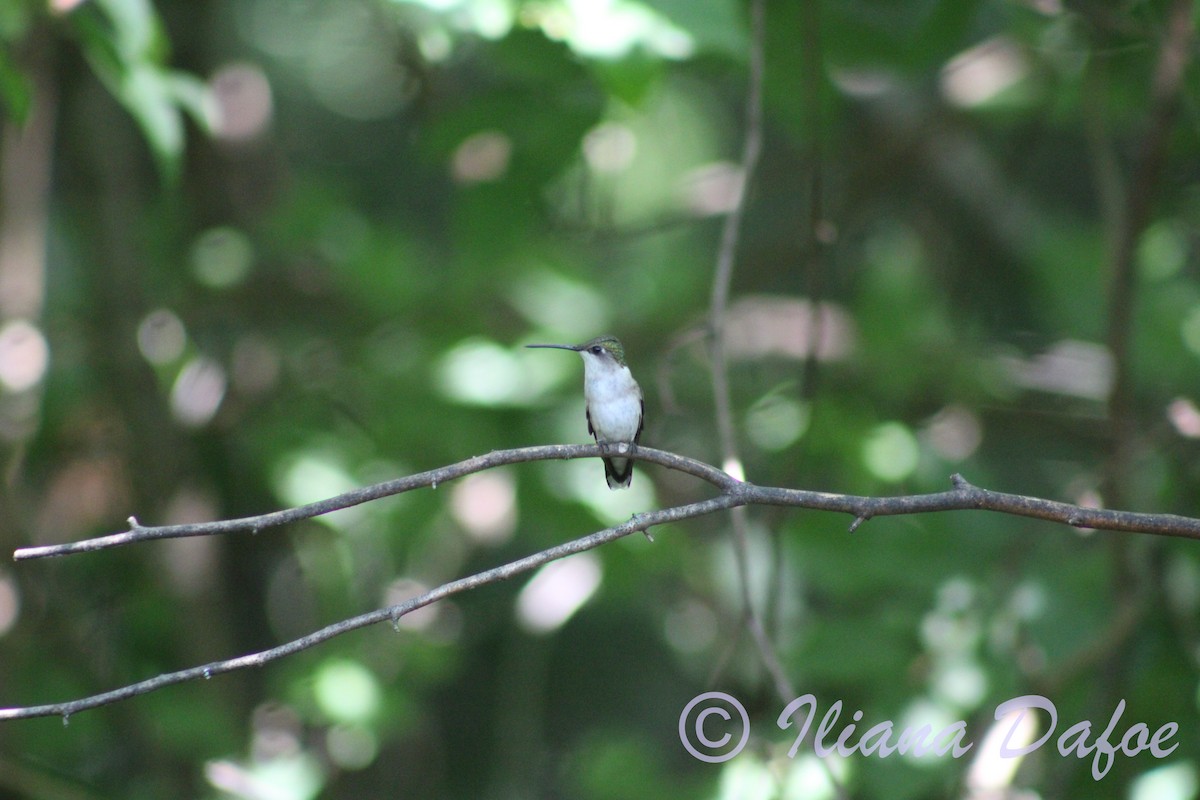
xmin=5 ymin=444 xmax=1200 ymax=721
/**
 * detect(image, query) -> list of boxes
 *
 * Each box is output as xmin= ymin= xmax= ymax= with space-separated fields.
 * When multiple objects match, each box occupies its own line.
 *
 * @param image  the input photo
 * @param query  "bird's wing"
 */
xmin=586 ymin=406 xmax=595 ymax=439
xmin=634 ymin=396 xmax=644 ymax=445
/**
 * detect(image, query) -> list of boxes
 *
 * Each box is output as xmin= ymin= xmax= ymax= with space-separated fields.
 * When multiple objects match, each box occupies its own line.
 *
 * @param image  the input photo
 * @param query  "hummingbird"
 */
xmin=526 ymin=335 xmax=644 ymax=489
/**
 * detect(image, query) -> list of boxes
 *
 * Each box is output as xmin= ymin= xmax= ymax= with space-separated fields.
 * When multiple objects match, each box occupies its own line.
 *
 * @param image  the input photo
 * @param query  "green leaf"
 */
xmin=118 ymin=62 xmax=185 ymax=181
xmin=95 ymin=0 xmax=163 ymax=61
xmin=163 ymin=69 xmax=215 ymax=134
xmin=70 ymin=0 xmax=201 ymax=181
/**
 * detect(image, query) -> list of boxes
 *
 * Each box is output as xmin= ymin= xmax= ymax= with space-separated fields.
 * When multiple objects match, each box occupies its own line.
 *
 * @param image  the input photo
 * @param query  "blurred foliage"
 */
xmin=2 ymin=0 xmax=1200 ymax=798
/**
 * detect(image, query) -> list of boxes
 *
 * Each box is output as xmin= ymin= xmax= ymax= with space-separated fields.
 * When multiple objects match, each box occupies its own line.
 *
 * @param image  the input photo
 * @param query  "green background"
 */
xmin=2 ymin=0 xmax=1200 ymax=797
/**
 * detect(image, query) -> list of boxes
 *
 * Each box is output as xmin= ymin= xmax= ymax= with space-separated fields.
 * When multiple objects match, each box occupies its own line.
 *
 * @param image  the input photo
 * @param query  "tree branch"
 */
xmin=0 ymin=494 xmax=739 ymax=722
xmin=703 ymin=0 xmax=799 ymax=706
xmin=13 ymin=444 xmax=735 ymax=561
xmin=6 ymin=446 xmax=1200 ymax=720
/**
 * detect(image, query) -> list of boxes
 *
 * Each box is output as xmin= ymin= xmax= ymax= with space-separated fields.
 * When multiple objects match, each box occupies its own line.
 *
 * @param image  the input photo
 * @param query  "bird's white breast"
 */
xmin=581 ymin=358 xmax=642 ymax=442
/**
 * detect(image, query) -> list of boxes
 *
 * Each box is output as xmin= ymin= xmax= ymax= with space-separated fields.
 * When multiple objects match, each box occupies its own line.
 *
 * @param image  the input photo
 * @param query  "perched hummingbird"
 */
xmin=526 ymin=335 xmax=644 ymax=489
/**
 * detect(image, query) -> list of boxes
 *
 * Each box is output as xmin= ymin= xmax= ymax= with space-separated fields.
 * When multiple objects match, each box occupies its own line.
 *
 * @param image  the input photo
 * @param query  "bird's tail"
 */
xmin=602 ymin=457 xmax=633 ymax=489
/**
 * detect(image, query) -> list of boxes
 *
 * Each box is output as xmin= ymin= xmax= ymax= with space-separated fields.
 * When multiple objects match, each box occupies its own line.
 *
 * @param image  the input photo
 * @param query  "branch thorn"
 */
xmin=950 ymin=473 xmax=973 ymax=490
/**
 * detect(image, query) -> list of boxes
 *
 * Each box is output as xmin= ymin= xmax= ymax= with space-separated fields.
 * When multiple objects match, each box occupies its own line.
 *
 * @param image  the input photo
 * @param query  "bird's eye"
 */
xmin=591 ymin=346 xmax=602 ymax=354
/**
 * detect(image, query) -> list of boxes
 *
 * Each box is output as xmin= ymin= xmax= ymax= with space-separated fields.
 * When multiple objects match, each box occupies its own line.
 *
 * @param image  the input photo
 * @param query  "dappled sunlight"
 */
xmin=437 ymin=339 xmax=524 ymax=405
xmin=724 ymin=296 xmax=856 ymax=362
xmin=965 ymin=706 xmax=1038 ymax=795
xmin=509 ymin=270 xmax=609 ymax=337
xmin=1169 ymin=398 xmax=1200 ymax=438
xmin=998 ymin=340 xmax=1114 ymax=401
xmin=191 ymin=226 xmax=255 ymax=288
xmin=382 ymin=577 xmax=442 ymax=631
xmin=515 ymin=551 xmax=602 ymax=633
xmin=157 ymin=487 xmax=221 ymax=596
xmin=920 ymin=405 xmax=982 ymax=463
xmin=210 ymin=62 xmax=273 ymax=142
xmin=709 ymin=521 xmax=776 ymax=616
xmin=451 ymin=130 xmax=512 ymax=183
xmin=524 ymin=0 xmax=692 ymax=59
xmin=663 ymin=598 xmax=718 ymax=655
xmin=272 ymin=450 xmax=364 ymax=530
xmin=714 ymin=755 xmax=775 ymax=799
xmin=895 ymin=699 xmax=968 ymax=768
xmin=582 ymin=121 xmax=637 ymax=173
xmin=1138 ymin=221 xmax=1187 ymax=281
xmin=206 ymin=753 xmax=324 ymax=800
xmin=438 ymin=337 xmax=557 ymax=406
xmin=137 ymin=308 xmax=187 ymax=365
xmin=553 ymin=85 xmax=726 ymax=228
xmin=11 ymin=0 xmax=1200 ymax=794
xmin=679 ymin=161 xmax=744 ymax=216
xmin=170 ymin=355 xmax=228 ymax=427
xmin=862 ymin=422 xmax=919 ymax=483
xmin=745 ymin=394 xmax=809 ymax=453
xmin=450 ymin=469 xmax=517 ymax=544
xmin=1129 ymin=763 xmax=1200 ymax=800
xmin=0 ymin=319 xmax=48 ymax=392
xmin=33 ymin=451 xmax=131 ymax=543
xmin=314 ymin=658 xmax=383 ymax=724
xmin=941 ymin=37 xmax=1030 ymax=108
xmin=1180 ymin=307 xmax=1200 ymax=358
xmin=776 ymin=753 xmax=843 ymax=800
xmin=396 ymin=0 xmax=694 ymax=58
xmin=325 ymin=723 xmax=379 ymax=771
xmin=551 ymin=457 xmax=654 ymax=523
xmin=721 ymin=456 xmax=745 ymax=482
xmin=0 ymin=571 xmax=18 ymax=638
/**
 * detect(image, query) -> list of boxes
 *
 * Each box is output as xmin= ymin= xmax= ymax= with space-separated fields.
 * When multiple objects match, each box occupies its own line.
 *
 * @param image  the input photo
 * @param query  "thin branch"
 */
xmin=6 ymin=452 xmax=1200 ymax=719
xmin=16 ymin=448 xmax=1200 ymax=566
xmin=0 ymin=496 xmax=740 ymax=721
xmin=1101 ymin=0 xmax=1194 ymax=503
xmin=13 ymin=444 xmax=736 ymax=561
xmin=798 ymin=0 xmax=828 ymax=405
xmin=708 ymin=0 xmax=765 ymax=459
xmin=739 ymin=473 xmax=1200 ymax=539
xmin=703 ymin=0 xmax=795 ymax=703
xmin=1084 ymin=0 xmax=1194 ymax=731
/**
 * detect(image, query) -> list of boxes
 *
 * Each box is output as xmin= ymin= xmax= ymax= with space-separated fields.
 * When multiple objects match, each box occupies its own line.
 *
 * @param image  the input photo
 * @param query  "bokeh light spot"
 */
xmin=192 ymin=226 xmax=254 ymax=288
xmin=922 ymin=405 xmax=982 ymax=462
xmin=1138 ymin=220 xmax=1187 ymax=281
xmin=450 ymin=470 xmax=517 ymax=544
xmin=137 ymin=309 xmax=187 ymax=365
xmin=1129 ymin=762 xmax=1198 ymax=800
xmin=583 ymin=122 xmax=637 ymax=173
xmin=170 ymin=356 xmax=227 ymax=427
xmin=941 ymin=36 xmax=1029 ymax=107
xmin=314 ymin=659 xmax=381 ymax=724
xmin=516 ymin=553 xmax=602 ymax=634
xmin=210 ymin=62 xmax=273 ymax=142
xmin=452 ymin=130 xmax=512 ymax=183
xmin=0 ymin=570 xmax=20 ymax=637
xmin=863 ymin=422 xmax=920 ymax=482
xmin=745 ymin=395 xmax=809 ymax=452
xmin=438 ymin=339 xmax=534 ymax=406
xmin=326 ymin=724 xmax=379 ymax=771
xmin=680 ymin=161 xmax=744 ymax=216
xmin=0 ymin=319 xmax=48 ymax=392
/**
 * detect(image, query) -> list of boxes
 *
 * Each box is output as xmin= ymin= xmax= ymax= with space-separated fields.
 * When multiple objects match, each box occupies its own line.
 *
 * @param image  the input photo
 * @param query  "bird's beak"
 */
xmin=525 ymin=343 xmax=581 ymax=351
